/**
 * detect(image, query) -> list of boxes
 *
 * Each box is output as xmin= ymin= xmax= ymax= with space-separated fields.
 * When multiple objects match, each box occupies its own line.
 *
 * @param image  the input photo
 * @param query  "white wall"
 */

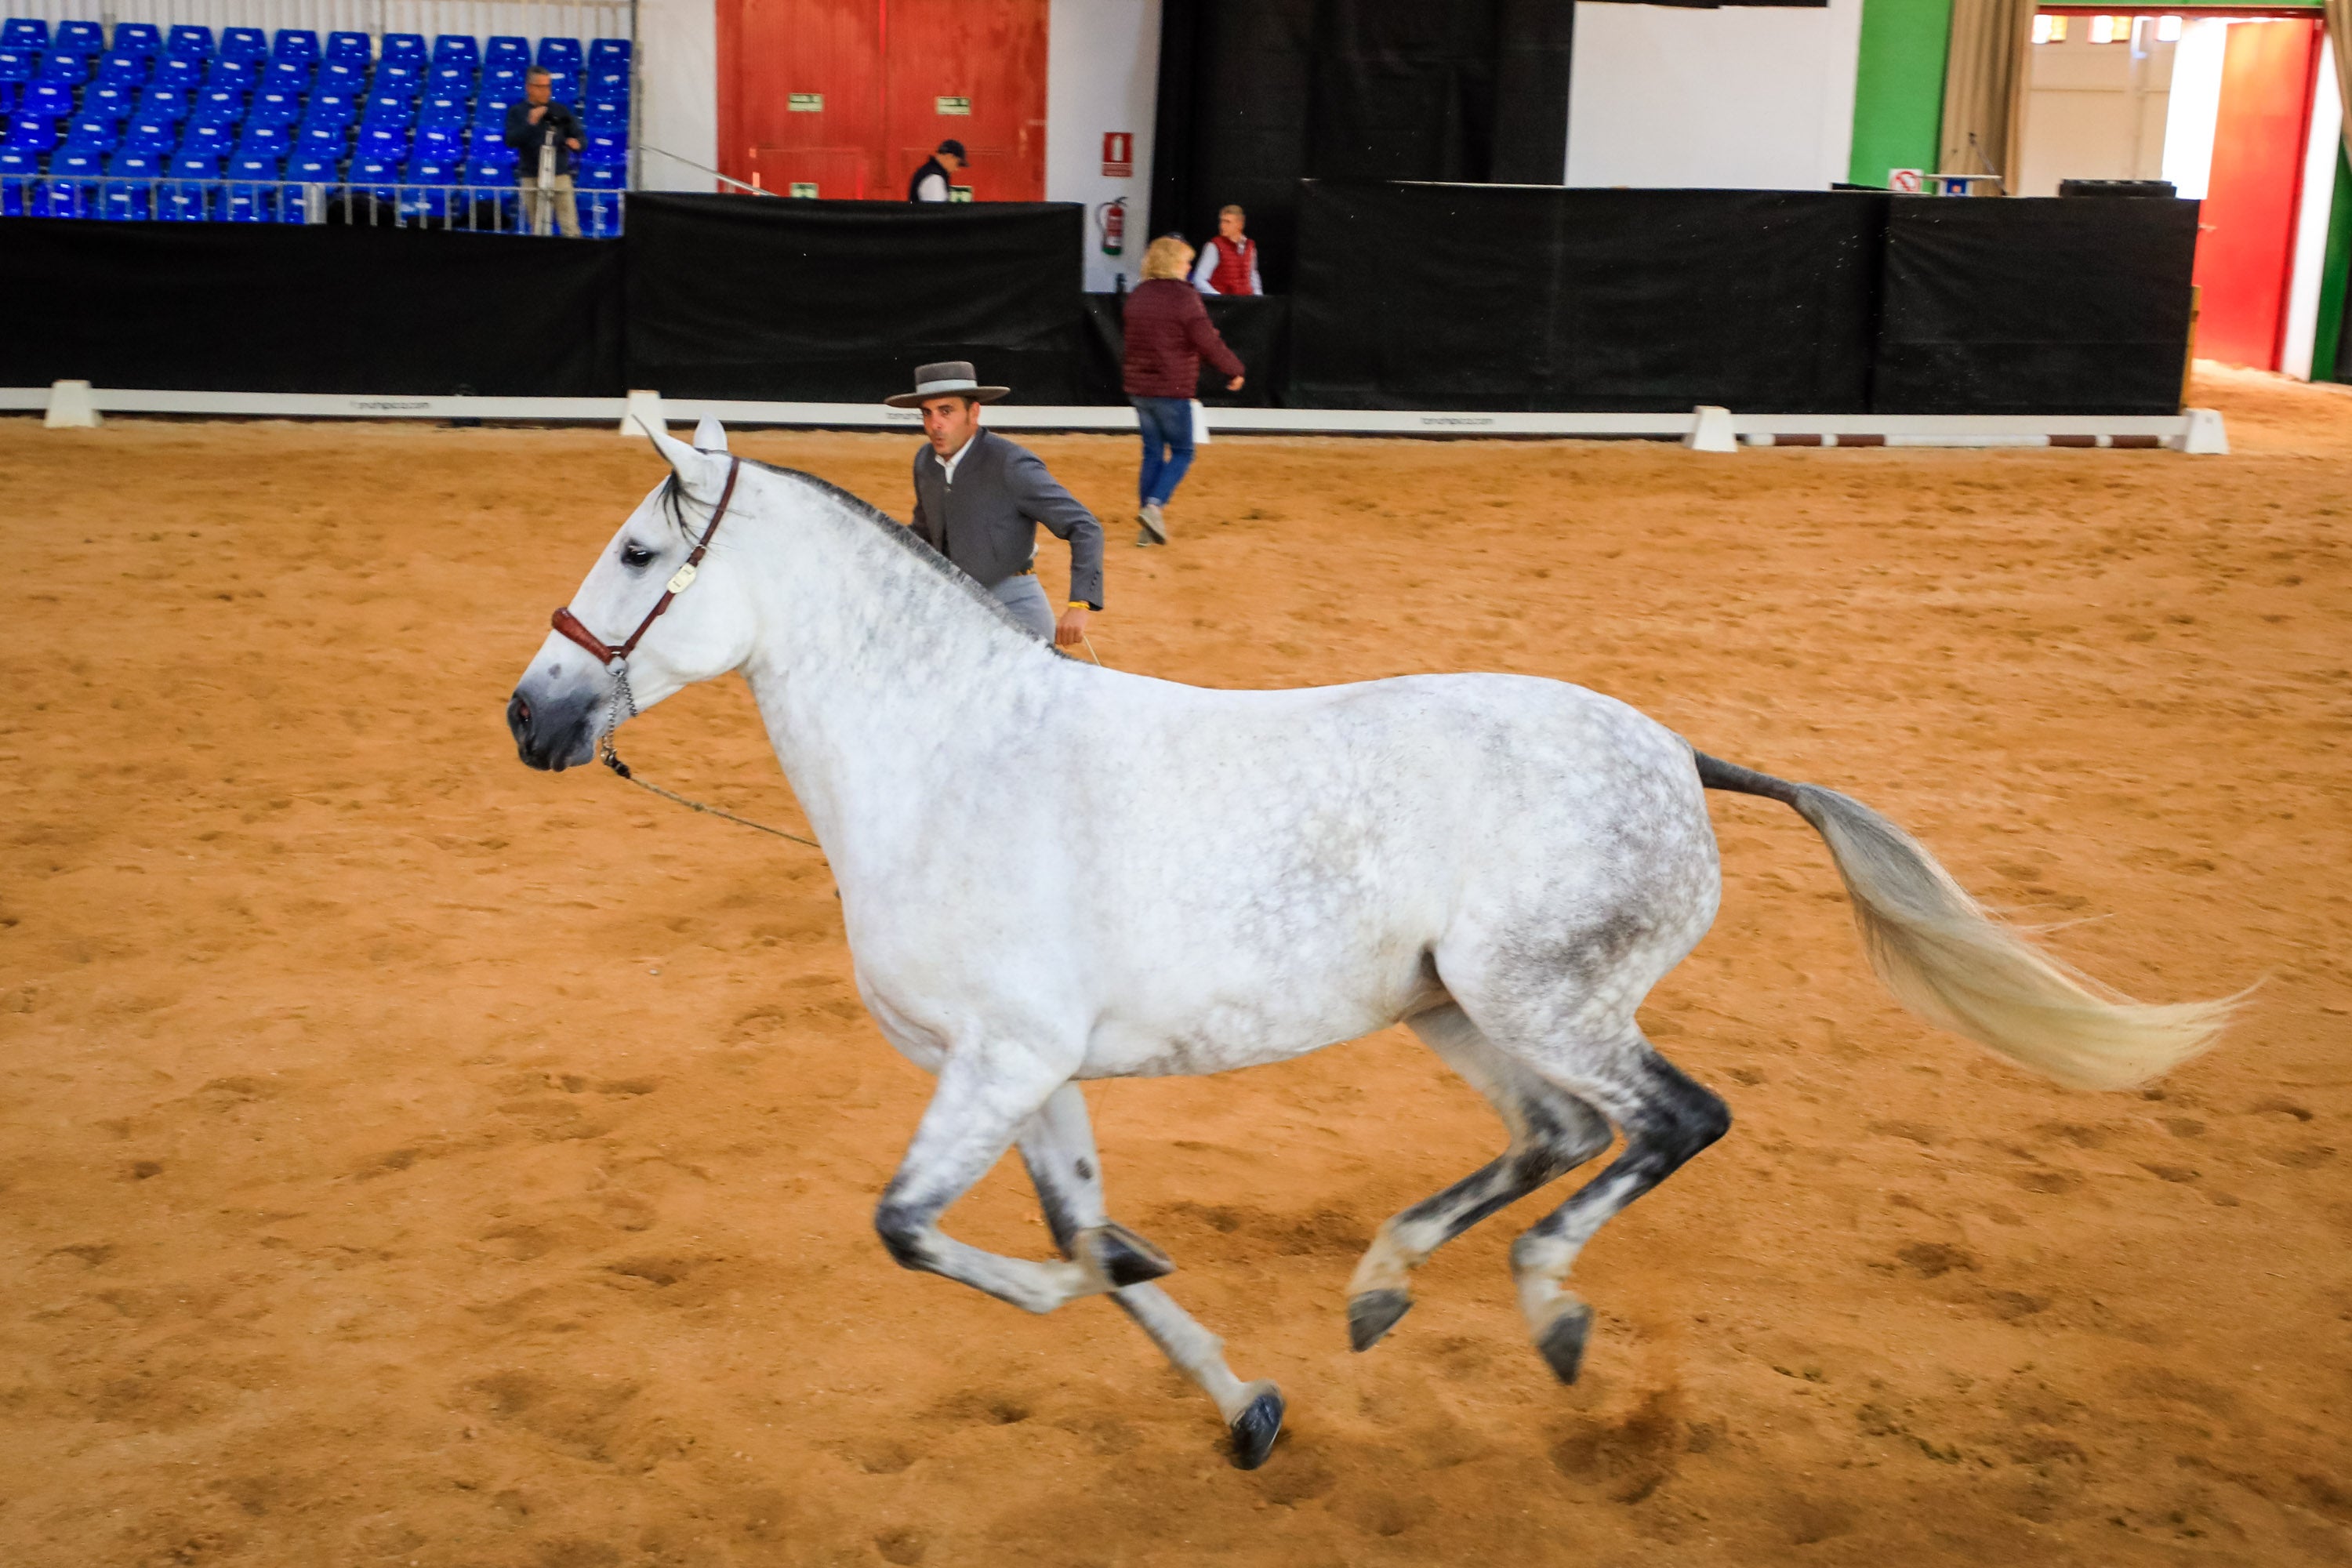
xmin=2016 ymin=27 xmax=2175 ymax=198
xmin=1565 ymin=0 xmax=1862 ymax=190
xmin=1046 ymin=0 xmax=1161 ymax=291
xmin=2282 ymin=34 xmax=2343 ymax=379
xmin=633 ymin=0 xmax=718 ymax=190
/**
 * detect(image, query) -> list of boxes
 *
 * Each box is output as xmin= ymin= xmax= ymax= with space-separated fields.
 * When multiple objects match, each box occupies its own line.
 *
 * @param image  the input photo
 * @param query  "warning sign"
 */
xmin=1102 ymin=132 xmax=1133 ymax=178
xmin=1889 ymin=167 xmax=1922 ymax=194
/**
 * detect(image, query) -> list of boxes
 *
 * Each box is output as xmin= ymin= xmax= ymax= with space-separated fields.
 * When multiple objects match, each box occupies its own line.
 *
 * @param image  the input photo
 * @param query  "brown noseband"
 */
xmin=551 ymin=455 xmax=743 ymax=666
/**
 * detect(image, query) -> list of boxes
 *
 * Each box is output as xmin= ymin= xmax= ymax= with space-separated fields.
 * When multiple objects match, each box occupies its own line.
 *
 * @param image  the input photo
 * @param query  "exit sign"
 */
xmin=787 ymin=93 xmax=822 ymax=112
xmin=1102 ymin=131 xmax=1132 ymax=178
xmin=788 ymin=181 xmax=818 ymax=198
xmin=935 ymin=96 xmax=971 ymax=115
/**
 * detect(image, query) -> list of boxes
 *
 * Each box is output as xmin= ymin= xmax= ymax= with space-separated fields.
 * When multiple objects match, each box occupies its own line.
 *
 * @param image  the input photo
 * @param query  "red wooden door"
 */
xmin=717 ymin=0 xmax=1045 ymax=202
xmin=2191 ymin=18 xmax=2321 ymax=369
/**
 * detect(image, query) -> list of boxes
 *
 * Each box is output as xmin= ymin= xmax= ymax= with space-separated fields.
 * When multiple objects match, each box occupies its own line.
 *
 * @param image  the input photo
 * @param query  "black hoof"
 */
xmin=1086 ymin=1221 xmax=1174 ymax=1288
xmin=1229 ymin=1387 xmax=1285 ymax=1470
xmin=1347 ymin=1289 xmax=1413 ymax=1352
xmin=1536 ymin=1302 xmax=1595 ymax=1385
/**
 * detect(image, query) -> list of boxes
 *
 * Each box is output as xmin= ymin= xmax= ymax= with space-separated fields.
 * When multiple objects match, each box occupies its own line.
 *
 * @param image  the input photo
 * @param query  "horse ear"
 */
xmin=693 ymin=415 xmax=729 ymax=453
xmin=640 ymin=416 xmax=727 ymax=499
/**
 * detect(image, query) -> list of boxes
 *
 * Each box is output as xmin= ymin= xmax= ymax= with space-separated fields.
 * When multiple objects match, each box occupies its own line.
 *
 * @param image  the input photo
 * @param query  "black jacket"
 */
xmin=910 ymin=429 xmax=1104 ymax=609
xmin=505 ymin=99 xmax=583 ymax=179
xmin=908 ymin=155 xmax=952 ymax=202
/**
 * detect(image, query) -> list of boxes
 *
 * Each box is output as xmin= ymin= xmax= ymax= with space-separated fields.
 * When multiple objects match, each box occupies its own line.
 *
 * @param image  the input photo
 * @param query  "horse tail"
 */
xmin=1692 ymin=751 xmax=2240 ymax=1091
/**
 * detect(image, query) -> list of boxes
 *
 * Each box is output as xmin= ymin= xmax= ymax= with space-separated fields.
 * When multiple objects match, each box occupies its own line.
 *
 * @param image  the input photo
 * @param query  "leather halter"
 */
xmin=551 ymin=456 xmax=742 ymax=666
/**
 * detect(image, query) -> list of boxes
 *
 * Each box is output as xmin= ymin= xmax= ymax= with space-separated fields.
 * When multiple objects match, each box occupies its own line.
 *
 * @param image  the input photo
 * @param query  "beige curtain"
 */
xmin=2328 ymin=0 xmax=2352 ymax=165
xmin=1940 ymin=0 xmax=2038 ymax=188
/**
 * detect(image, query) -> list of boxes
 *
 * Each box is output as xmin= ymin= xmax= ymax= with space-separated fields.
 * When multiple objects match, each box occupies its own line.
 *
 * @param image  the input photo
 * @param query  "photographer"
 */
xmin=504 ymin=67 xmax=583 ymax=238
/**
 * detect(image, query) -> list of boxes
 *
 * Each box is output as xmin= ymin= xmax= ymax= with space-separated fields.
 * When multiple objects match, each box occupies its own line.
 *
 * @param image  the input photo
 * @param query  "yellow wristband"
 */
xmin=1068 ymin=601 xmax=1088 ymax=609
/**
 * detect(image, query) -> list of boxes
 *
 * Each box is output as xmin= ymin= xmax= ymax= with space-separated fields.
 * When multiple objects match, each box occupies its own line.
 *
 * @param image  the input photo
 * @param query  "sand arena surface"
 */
xmin=1 ymin=367 xmax=2347 ymax=1566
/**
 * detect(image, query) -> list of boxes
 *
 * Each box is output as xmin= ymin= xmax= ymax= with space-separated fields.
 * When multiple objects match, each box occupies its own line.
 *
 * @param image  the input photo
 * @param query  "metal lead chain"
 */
xmin=595 ymin=659 xmax=824 ymax=852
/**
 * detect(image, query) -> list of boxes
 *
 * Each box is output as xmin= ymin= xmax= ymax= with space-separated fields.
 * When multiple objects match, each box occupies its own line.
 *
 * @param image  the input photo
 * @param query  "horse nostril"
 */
xmin=507 ymin=693 xmax=533 ymax=737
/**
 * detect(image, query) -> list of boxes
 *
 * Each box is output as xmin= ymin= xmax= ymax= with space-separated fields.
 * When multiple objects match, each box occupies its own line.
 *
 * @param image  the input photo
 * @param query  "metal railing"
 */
xmin=2 ymin=171 xmax=626 ymax=233
xmin=2 ymin=0 xmax=630 ymax=48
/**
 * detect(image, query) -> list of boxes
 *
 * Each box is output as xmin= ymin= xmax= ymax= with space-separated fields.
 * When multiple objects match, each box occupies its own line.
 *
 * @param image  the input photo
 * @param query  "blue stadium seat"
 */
xmin=249 ymin=85 xmax=303 ymax=125
xmin=2 ymin=20 xmax=49 ymax=51
xmin=0 ymin=140 xmax=33 ymax=213
xmin=577 ymin=160 xmax=622 ymax=238
xmin=375 ymin=58 xmax=422 ymax=95
xmin=485 ymin=35 xmax=529 ymax=68
xmin=263 ymin=58 xmax=310 ymax=92
xmin=45 ymin=140 xmax=106 ymax=216
xmin=223 ymin=149 xmax=278 ymax=220
xmin=307 ymin=88 xmax=358 ymax=125
xmin=114 ymin=24 xmax=163 ymax=60
xmin=420 ymin=89 xmax=469 ymax=122
xmin=165 ymin=24 xmax=212 ymax=62
xmin=381 ymin=33 xmax=427 ymax=65
xmin=286 ymin=147 xmax=338 ymax=182
xmin=205 ymin=58 xmax=256 ymax=93
xmin=405 ymin=149 xmax=457 ymax=216
xmin=180 ymin=118 xmax=234 ymax=157
xmin=97 ymin=51 xmax=152 ymax=87
xmin=589 ymin=38 xmax=630 ymax=66
xmin=219 ymin=27 xmax=267 ymax=65
xmin=587 ymin=61 xmax=628 ymax=97
xmin=295 ymin=119 xmax=345 ymax=155
xmin=273 ymin=30 xmax=321 ymax=67
xmin=83 ymin=80 xmax=138 ymax=120
xmin=238 ymin=121 xmax=289 ymax=154
xmin=415 ymin=120 xmax=466 ymax=158
xmin=103 ymin=145 xmax=162 ymax=218
xmin=0 ymin=43 xmax=32 ymax=81
xmin=427 ymin=61 xmax=474 ymax=97
xmin=481 ymin=61 xmax=522 ymax=99
xmin=138 ymin=82 xmax=191 ymax=115
xmin=349 ymin=149 xmax=397 ymax=209
xmin=155 ymin=55 xmax=205 ymax=91
xmin=194 ymin=83 xmax=246 ymax=118
xmin=38 ymin=50 xmax=89 ymax=86
xmin=160 ymin=151 xmax=216 ymax=219
xmin=362 ymin=90 xmax=414 ymax=126
xmin=584 ymin=95 xmax=626 ymax=128
xmin=54 ymin=20 xmax=104 ymax=57
xmin=23 ymin=79 xmax=71 ymax=118
xmin=67 ymin=110 xmax=119 ymax=149
xmin=432 ymin=34 xmax=480 ymax=67
xmin=318 ymin=56 xmax=366 ymax=93
xmin=535 ymin=37 xmax=583 ymax=72
xmin=582 ymin=125 xmax=624 ymax=163
xmin=325 ymin=31 xmax=372 ymax=64
xmin=124 ymin=111 xmax=178 ymax=152
xmin=544 ymin=71 xmax=579 ymax=104
xmin=356 ymin=122 xmax=408 ymax=159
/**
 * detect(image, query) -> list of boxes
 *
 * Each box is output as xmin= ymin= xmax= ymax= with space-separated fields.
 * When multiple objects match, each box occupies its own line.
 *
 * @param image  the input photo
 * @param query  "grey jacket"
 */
xmin=910 ymin=428 xmax=1105 ymax=610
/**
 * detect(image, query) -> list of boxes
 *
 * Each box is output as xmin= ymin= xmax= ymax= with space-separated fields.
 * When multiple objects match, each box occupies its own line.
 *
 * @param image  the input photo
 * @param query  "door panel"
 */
xmin=2192 ymin=18 xmax=2320 ymax=369
xmin=717 ymin=0 xmax=1044 ymax=202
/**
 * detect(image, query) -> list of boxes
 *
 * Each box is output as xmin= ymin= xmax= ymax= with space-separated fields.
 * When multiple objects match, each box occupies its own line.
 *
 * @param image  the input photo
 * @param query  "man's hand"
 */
xmin=566 ymin=137 xmax=583 ymax=151
xmin=1054 ymin=604 xmax=1089 ymax=648
xmin=1226 ymin=375 xmax=1245 ymax=391
xmin=528 ymin=104 xmax=548 ymax=123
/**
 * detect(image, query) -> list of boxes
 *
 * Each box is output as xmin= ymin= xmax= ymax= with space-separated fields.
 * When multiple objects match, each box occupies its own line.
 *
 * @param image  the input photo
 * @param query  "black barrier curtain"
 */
xmin=1290 ymin=180 xmax=1888 ymax=412
xmin=622 ymin=194 xmax=1086 ymax=403
xmin=0 ymin=218 xmax=622 ymax=396
xmin=1079 ymin=293 xmax=1291 ymax=406
xmin=1149 ymin=0 xmax=1573 ymax=294
xmin=1874 ymin=198 xmax=2200 ymax=415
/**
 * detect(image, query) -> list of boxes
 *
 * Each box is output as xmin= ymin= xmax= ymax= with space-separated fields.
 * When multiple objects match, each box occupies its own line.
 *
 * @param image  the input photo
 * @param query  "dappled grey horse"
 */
xmin=505 ymin=421 xmax=2233 ymax=1468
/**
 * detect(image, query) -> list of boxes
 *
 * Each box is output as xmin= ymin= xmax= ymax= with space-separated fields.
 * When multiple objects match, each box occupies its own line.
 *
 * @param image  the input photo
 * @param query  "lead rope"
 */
xmin=596 ymin=659 xmax=826 ymax=851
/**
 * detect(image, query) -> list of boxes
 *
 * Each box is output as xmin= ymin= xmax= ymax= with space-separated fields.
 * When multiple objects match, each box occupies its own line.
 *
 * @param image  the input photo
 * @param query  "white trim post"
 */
xmin=44 ymin=379 xmax=101 ymax=429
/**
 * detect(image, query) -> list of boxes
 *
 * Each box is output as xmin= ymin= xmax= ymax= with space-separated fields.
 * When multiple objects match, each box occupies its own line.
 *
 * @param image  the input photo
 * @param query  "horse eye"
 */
xmin=620 ymin=543 xmax=657 ymax=569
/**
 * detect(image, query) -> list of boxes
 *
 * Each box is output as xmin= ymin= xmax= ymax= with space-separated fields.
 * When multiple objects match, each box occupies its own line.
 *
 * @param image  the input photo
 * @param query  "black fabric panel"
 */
xmin=0 ymin=217 xmax=621 ymax=395
xmin=622 ymin=194 xmax=1085 ymax=403
xmin=1875 ymin=197 xmax=2198 ymax=415
xmin=1076 ymin=292 xmax=1290 ymax=406
xmin=1290 ymin=180 xmax=1884 ymax=412
xmin=1149 ymin=0 xmax=1573 ymax=293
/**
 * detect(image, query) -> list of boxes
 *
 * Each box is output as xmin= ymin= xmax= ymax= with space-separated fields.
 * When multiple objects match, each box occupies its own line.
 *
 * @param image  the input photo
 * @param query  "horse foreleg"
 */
xmin=1348 ymin=1004 xmax=1614 ymax=1352
xmin=1018 ymin=1084 xmax=1284 ymax=1469
xmin=873 ymin=1047 xmax=1174 ymax=1314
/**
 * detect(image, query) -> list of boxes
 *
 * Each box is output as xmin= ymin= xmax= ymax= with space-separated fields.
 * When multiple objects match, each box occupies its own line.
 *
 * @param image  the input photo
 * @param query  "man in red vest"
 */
xmin=1191 ymin=204 xmax=1263 ymax=296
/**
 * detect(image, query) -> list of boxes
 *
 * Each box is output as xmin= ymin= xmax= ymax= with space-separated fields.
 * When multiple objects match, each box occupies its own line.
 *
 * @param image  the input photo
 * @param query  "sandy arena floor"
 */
xmin=1 ymin=366 xmax=2347 ymax=1567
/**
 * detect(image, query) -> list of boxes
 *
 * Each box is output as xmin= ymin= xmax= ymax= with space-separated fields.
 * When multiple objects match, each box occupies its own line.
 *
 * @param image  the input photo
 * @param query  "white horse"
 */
xmin=506 ymin=421 xmax=2234 ymax=1469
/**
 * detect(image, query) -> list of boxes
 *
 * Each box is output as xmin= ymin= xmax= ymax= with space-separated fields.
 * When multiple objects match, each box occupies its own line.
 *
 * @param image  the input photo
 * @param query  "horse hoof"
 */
xmin=1080 ymin=1221 xmax=1174 ymax=1288
xmin=1535 ymin=1301 xmax=1595 ymax=1385
xmin=1347 ymin=1289 xmax=1412 ymax=1352
xmin=1228 ymin=1383 xmax=1285 ymax=1470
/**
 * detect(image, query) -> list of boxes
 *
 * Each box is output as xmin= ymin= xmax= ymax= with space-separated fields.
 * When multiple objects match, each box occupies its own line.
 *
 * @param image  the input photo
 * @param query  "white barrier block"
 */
xmin=1685 ymin=405 xmax=1737 ymax=452
xmin=619 ymin=388 xmax=666 ymax=436
xmin=44 ymin=379 xmax=101 ymax=429
xmin=2170 ymin=407 xmax=2228 ymax=455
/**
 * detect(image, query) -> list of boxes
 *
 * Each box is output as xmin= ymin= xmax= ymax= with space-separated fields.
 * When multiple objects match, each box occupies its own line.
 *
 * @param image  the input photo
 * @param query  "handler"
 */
xmin=889 ymin=361 xmax=1103 ymax=648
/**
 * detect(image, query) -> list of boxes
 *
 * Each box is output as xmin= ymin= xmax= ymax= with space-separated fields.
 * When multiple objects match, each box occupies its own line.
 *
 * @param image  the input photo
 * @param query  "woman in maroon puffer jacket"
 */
xmin=1122 ymin=234 xmax=1246 ymax=545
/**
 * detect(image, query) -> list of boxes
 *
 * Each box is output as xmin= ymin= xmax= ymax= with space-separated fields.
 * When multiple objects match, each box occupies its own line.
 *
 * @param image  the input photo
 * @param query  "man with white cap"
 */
xmin=888 ymin=361 xmax=1103 ymax=648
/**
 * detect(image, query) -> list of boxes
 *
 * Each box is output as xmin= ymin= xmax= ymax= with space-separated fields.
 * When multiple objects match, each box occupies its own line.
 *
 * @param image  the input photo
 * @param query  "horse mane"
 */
xmin=658 ymin=460 xmax=1047 ymax=645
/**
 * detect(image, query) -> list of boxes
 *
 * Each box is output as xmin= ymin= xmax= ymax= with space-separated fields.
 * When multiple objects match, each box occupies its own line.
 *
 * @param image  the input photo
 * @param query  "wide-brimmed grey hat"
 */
xmin=884 ymin=360 xmax=1011 ymax=408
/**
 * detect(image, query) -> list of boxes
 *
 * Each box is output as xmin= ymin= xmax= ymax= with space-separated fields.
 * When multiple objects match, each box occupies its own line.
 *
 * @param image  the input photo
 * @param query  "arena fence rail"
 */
xmin=3 ymin=172 xmax=625 ymax=232
xmin=2 ymin=383 xmax=2233 ymax=453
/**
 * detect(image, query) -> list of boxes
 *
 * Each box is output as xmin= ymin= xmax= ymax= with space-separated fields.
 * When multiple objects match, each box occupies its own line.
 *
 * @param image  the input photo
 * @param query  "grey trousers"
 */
xmin=988 ymin=573 xmax=1057 ymax=640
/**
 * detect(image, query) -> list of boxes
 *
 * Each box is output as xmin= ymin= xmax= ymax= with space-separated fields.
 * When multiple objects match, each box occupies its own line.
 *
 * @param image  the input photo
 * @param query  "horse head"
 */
xmin=506 ymin=416 xmax=759 ymax=771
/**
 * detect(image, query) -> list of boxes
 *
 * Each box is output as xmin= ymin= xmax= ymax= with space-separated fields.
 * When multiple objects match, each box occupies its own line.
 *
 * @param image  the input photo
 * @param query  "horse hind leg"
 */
xmin=1018 ymin=1084 xmax=1285 ymax=1469
xmin=1503 ymin=1037 xmax=1730 ymax=1383
xmin=1347 ymin=1004 xmax=1613 ymax=1352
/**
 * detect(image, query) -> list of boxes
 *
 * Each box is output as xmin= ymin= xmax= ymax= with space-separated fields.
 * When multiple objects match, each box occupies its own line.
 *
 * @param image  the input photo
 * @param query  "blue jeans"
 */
xmin=1133 ymin=396 xmax=1195 ymax=506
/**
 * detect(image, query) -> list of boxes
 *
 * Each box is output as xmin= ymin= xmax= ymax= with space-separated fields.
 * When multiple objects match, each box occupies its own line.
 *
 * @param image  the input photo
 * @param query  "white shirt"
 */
xmin=939 ymin=431 xmax=975 ymax=485
xmin=913 ymin=170 xmax=949 ymax=202
xmin=1192 ymin=236 xmax=1264 ymax=296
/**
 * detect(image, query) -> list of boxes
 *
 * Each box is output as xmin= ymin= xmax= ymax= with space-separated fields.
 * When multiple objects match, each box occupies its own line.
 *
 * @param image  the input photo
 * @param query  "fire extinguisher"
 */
xmin=1095 ymin=197 xmax=1125 ymax=256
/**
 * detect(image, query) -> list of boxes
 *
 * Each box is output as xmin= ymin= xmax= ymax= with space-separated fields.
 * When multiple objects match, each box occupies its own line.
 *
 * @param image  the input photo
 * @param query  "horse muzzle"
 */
xmin=506 ymin=683 xmax=601 ymax=771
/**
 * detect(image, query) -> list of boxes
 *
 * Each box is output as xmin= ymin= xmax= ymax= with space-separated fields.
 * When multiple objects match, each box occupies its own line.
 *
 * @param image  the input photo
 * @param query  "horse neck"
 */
xmin=730 ymin=470 xmax=1063 ymax=845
